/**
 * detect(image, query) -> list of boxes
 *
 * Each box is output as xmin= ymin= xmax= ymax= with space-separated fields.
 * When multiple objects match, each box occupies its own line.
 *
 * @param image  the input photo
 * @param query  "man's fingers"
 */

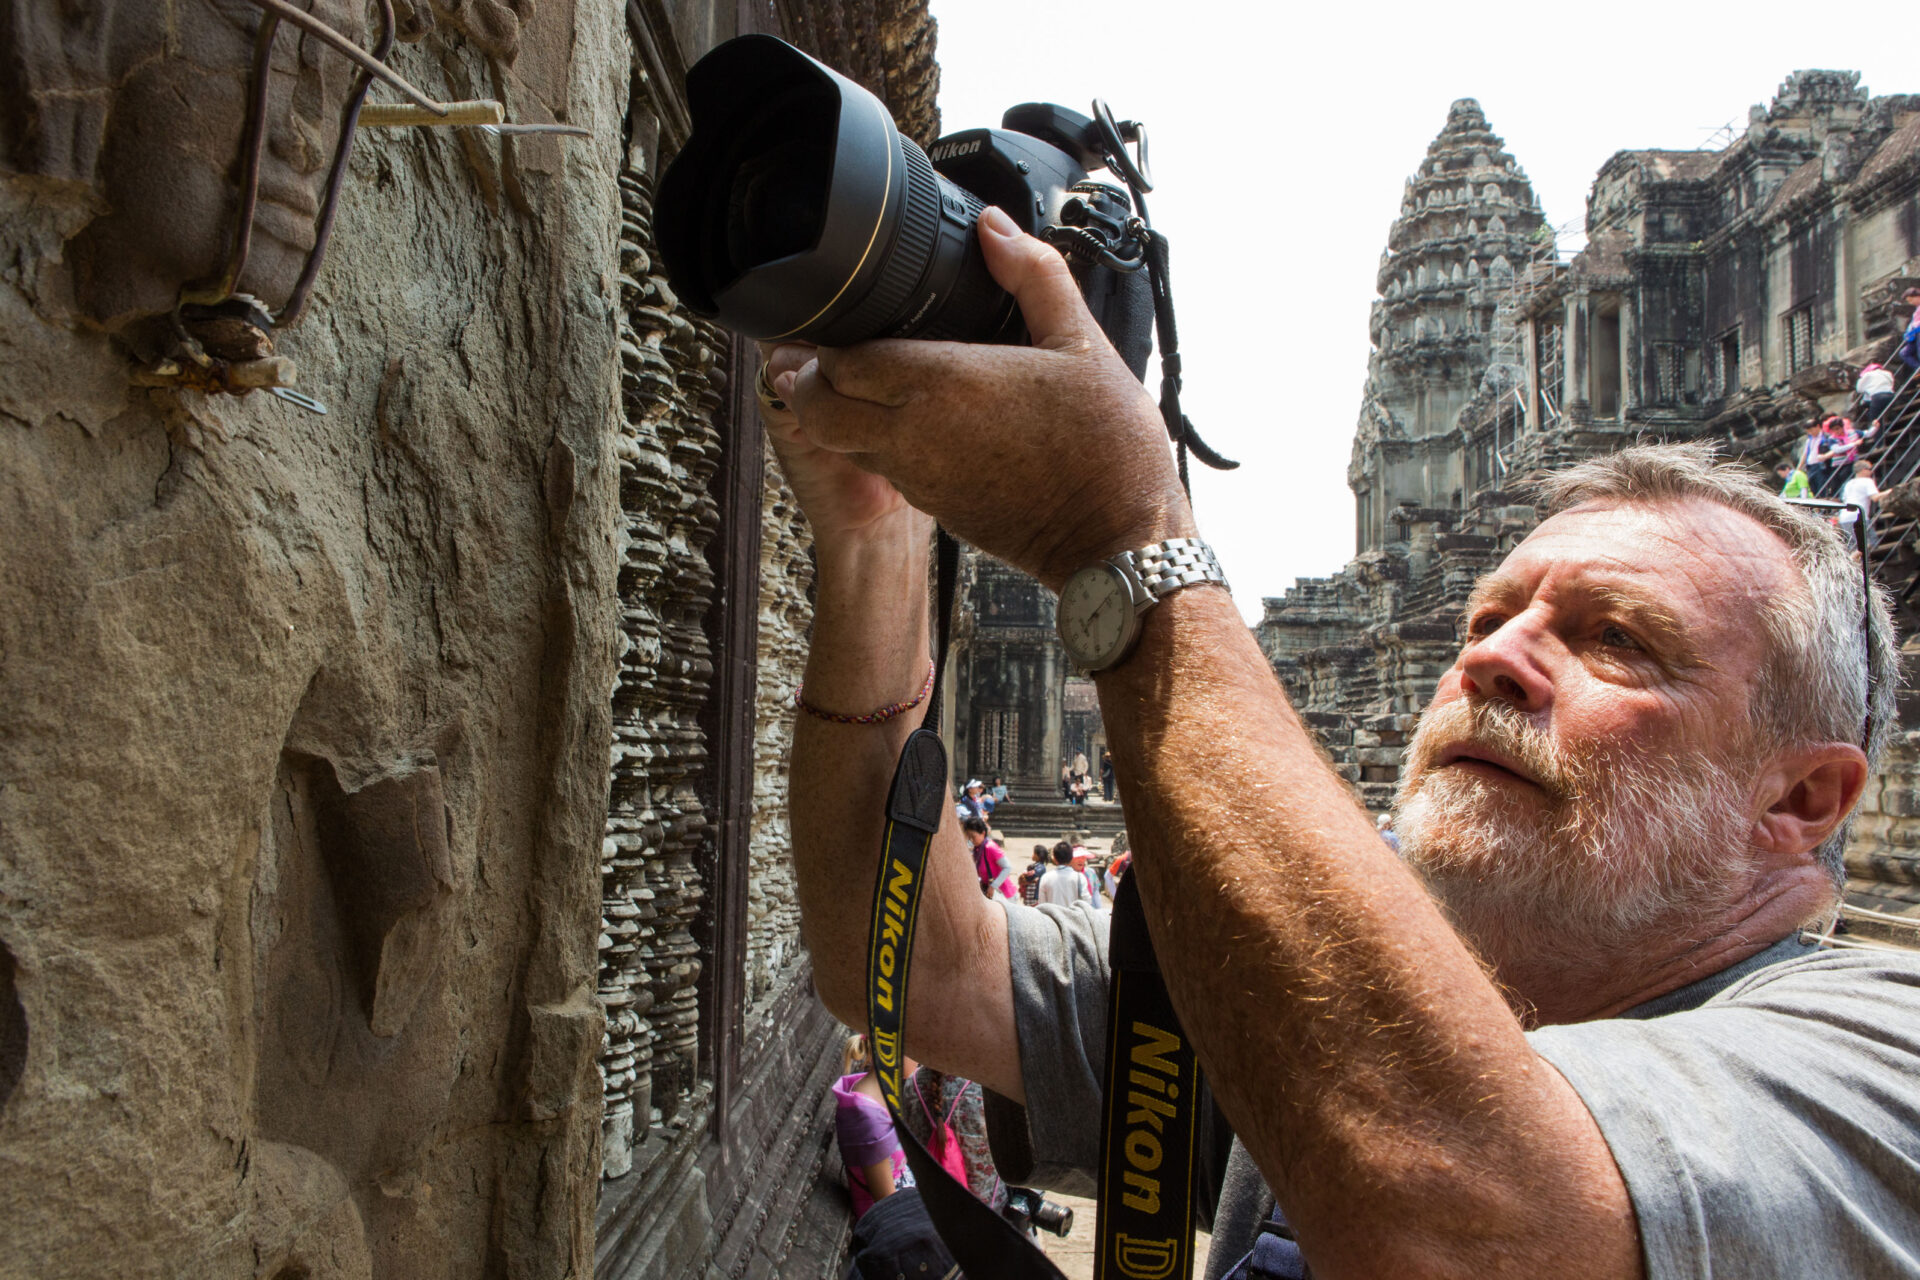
xmin=783 ymin=359 xmax=895 ymax=453
xmin=813 ymin=343 xmax=926 ymax=408
xmin=761 ymin=341 xmax=817 ymax=383
xmin=977 ymin=204 xmax=1095 ymax=352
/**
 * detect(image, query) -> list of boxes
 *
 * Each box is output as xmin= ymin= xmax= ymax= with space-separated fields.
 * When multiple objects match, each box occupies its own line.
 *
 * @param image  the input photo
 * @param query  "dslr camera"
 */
xmin=655 ymin=34 xmax=1158 ymax=377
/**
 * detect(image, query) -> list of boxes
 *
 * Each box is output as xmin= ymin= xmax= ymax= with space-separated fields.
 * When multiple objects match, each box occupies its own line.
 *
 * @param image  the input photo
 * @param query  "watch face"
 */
xmin=1058 ymin=562 xmax=1135 ymax=670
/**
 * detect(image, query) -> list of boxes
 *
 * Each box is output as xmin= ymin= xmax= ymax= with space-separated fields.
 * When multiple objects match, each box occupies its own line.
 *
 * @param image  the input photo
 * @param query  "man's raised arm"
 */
xmin=759 ymin=347 xmax=1022 ymax=1103
xmin=775 ymin=206 xmax=1641 ymax=1280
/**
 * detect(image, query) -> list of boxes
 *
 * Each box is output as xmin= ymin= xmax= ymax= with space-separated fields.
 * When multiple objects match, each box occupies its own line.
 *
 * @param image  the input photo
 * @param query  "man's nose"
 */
xmin=1457 ymin=614 xmax=1555 ymax=713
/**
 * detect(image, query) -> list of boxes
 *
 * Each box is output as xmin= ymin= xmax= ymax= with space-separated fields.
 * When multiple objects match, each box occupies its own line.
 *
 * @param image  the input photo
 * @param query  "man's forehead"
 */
xmin=1485 ymin=498 xmax=1795 ymax=616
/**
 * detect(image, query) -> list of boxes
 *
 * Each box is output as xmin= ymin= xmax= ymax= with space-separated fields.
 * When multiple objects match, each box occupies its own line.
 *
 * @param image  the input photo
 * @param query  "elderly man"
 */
xmin=766 ymin=206 xmax=1920 ymax=1279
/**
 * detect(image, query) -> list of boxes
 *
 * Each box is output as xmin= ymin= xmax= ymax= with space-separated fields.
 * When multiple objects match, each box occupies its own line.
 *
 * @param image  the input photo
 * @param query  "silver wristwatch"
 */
xmin=1056 ymin=537 xmax=1229 ymax=673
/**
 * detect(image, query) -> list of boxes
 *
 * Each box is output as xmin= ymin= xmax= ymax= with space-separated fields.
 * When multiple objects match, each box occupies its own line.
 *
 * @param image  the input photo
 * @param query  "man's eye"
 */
xmin=1467 ymin=613 xmax=1505 ymax=637
xmin=1599 ymin=625 xmax=1640 ymax=650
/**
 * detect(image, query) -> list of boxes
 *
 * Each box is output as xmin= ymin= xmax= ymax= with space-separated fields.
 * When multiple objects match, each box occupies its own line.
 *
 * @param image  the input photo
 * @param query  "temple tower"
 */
xmin=1352 ymin=99 xmax=1545 ymax=552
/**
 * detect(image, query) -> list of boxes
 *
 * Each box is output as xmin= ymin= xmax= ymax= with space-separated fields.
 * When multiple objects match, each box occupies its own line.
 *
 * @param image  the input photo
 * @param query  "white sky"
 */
xmin=927 ymin=0 xmax=1913 ymax=621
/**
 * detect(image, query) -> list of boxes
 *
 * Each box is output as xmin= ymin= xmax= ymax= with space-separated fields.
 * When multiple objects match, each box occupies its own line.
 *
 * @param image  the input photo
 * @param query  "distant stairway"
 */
xmin=1855 ymin=359 xmax=1920 ymax=633
xmin=991 ymin=799 xmax=1128 ymax=842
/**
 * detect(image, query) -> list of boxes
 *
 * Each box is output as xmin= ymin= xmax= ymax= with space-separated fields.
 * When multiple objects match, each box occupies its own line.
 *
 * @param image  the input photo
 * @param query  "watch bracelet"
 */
xmin=1131 ymin=536 xmax=1229 ymax=600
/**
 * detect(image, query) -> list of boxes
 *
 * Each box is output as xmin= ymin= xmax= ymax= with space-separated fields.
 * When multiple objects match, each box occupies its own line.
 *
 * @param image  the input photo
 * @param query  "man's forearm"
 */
xmin=785 ymin=514 xmax=1022 ymax=1098
xmin=788 ymin=510 xmax=935 ymax=1019
xmin=1098 ymin=588 xmax=1637 ymax=1279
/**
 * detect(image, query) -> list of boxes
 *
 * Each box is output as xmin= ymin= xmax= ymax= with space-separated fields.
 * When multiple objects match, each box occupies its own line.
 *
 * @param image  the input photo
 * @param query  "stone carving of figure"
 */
xmin=2 ymin=0 xmax=367 ymax=328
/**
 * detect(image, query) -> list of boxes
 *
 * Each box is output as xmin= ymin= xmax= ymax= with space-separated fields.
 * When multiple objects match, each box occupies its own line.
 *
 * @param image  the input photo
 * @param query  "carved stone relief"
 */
xmin=598 ymin=123 xmax=722 ymax=1175
xmin=749 ymin=451 xmax=814 ymax=1010
xmin=1 ymin=0 xmax=367 ymax=328
xmin=1 ymin=1 xmax=623 ymax=1273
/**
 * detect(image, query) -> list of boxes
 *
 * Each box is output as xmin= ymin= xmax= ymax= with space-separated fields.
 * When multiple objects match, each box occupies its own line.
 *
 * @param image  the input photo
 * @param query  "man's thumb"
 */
xmin=977 ymin=205 xmax=1094 ymax=350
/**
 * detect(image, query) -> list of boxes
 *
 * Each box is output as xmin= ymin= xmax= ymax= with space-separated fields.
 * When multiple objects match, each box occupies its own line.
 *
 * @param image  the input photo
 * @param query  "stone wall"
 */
xmin=2 ymin=1 xmax=943 ymax=1275
xmin=0 ymin=4 xmax=627 ymax=1275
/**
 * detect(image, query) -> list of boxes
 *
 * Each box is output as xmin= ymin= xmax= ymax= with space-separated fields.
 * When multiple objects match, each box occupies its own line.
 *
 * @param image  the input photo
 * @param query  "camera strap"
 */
xmin=862 ymin=530 xmax=1214 ymax=1280
xmin=864 ymin=529 xmax=1070 ymax=1280
xmin=1095 ymin=875 xmax=1206 ymax=1280
xmin=1141 ymin=228 xmax=1239 ymax=489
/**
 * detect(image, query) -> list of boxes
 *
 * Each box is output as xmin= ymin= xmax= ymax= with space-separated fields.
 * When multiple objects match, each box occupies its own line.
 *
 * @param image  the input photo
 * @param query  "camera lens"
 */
xmin=1032 ymin=1198 xmax=1075 ymax=1237
xmin=657 ymin=35 xmax=1017 ymax=347
xmin=723 ymin=99 xmax=830 ymax=270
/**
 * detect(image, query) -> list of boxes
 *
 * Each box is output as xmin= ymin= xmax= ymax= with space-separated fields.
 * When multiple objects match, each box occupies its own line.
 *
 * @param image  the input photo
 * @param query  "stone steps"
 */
xmin=991 ymin=800 xmax=1128 ymax=842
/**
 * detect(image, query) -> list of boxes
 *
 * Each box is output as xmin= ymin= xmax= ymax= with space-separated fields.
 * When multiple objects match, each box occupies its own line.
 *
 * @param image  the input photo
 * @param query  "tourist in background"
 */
xmin=1857 ymin=362 xmax=1896 ymax=434
xmin=989 ymin=774 xmax=1011 ymax=806
xmin=1103 ymin=848 xmax=1131 ymax=898
xmin=1020 ymin=844 xmax=1047 ymax=906
xmin=834 ymin=1039 xmax=964 ymax=1280
xmin=1376 ymin=812 xmax=1400 ymax=852
xmin=1037 ymin=842 xmax=1088 ymax=909
xmin=1798 ymin=420 xmax=1834 ymax=500
xmin=1899 ymin=287 xmax=1920 ymax=371
xmin=1814 ymin=416 xmax=1860 ymax=498
xmin=1777 ymin=460 xmax=1811 ymax=498
xmin=1071 ymin=846 xmax=1103 ymax=908
xmin=833 ymin=1035 xmax=912 ymax=1217
xmin=900 ymin=1068 xmax=1009 ymax=1216
xmin=1839 ymin=459 xmax=1882 ymax=553
xmin=957 ymin=778 xmax=994 ymax=825
xmin=1100 ymin=749 xmax=1115 ymax=801
xmin=962 ymin=816 xmax=1017 ymax=900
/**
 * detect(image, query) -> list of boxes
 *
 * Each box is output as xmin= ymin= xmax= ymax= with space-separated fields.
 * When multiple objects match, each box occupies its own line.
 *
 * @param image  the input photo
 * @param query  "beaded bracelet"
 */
xmin=794 ymin=663 xmax=936 ymax=725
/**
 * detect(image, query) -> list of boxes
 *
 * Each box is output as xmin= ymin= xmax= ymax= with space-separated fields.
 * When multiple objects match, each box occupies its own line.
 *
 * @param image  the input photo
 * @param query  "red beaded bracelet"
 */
xmin=794 ymin=663 xmax=936 ymax=725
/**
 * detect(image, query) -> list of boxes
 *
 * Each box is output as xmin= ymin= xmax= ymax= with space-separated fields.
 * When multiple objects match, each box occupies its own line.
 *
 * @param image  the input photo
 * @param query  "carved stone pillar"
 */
xmin=599 ymin=162 xmax=675 ymax=1177
xmin=749 ymin=456 xmax=813 ymax=1006
xmin=643 ymin=303 xmax=722 ymax=1117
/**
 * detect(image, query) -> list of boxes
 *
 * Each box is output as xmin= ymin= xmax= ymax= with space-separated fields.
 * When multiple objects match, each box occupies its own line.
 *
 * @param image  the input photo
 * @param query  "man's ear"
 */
xmin=1752 ymin=742 xmax=1870 ymax=859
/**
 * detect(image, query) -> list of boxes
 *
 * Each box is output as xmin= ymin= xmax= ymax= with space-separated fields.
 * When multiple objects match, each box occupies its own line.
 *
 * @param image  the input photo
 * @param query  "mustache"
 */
xmin=1406 ymin=699 xmax=1586 ymax=801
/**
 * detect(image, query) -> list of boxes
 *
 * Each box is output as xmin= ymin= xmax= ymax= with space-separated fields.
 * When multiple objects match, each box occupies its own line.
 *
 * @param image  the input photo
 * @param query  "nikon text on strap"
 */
xmin=1095 ymin=874 xmax=1205 ymax=1280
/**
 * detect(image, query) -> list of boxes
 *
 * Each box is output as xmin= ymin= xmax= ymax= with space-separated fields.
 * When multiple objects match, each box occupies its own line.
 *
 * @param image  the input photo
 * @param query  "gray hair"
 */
xmin=1531 ymin=442 xmax=1898 ymax=887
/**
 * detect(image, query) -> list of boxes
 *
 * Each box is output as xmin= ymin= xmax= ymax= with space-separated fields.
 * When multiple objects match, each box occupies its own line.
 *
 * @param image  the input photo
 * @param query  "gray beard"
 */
xmin=1394 ymin=706 xmax=1756 ymax=980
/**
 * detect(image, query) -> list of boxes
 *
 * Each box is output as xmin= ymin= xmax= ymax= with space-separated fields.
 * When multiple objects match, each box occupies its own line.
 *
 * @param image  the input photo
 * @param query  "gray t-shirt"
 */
xmin=1038 ymin=865 xmax=1089 ymax=909
xmin=985 ymin=901 xmax=1920 ymax=1278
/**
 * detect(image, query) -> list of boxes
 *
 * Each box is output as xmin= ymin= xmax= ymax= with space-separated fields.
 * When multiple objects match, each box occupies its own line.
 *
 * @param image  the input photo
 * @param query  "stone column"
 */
xmin=1564 ymin=294 xmax=1589 ymax=416
xmin=1522 ymin=316 xmax=1540 ymax=431
xmin=1620 ymin=295 xmax=1640 ymax=416
xmin=1040 ymin=644 xmax=1063 ymax=793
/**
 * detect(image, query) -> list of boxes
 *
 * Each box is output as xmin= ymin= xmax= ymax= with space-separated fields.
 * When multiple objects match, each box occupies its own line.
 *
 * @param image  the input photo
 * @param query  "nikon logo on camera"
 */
xmin=929 ymin=137 xmax=984 ymax=163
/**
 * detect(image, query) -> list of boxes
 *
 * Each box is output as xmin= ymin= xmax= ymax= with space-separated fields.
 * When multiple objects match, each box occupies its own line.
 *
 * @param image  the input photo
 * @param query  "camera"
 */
xmin=1003 ymin=1185 xmax=1076 ymax=1238
xmin=654 ymin=34 xmax=1156 ymax=377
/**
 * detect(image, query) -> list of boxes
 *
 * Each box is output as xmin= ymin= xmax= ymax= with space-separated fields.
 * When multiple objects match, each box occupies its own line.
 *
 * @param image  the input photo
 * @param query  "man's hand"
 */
xmin=772 ymin=205 xmax=1195 ymax=589
xmin=760 ymin=284 xmax=1024 ymax=1108
xmin=757 ymin=341 xmax=916 ymax=544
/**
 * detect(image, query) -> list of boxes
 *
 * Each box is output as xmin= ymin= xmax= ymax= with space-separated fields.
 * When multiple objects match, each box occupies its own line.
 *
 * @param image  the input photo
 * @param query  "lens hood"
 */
xmin=657 ymin=36 xmax=910 ymax=342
